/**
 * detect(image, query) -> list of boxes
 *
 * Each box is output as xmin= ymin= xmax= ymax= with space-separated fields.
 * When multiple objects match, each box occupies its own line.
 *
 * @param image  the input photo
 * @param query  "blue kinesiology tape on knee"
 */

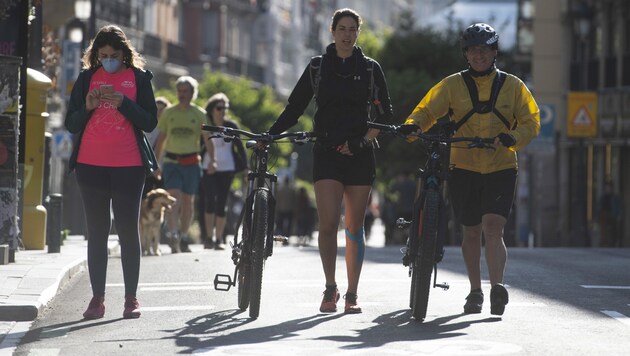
xmin=345 ymin=227 xmax=365 ymax=263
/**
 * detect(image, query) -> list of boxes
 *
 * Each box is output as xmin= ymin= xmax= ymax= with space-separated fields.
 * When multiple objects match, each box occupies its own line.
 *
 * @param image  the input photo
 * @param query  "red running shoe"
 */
xmin=123 ymin=295 xmax=141 ymax=319
xmin=319 ymin=285 xmax=340 ymax=313
xmin=344 ymin=292 xmax=362 ymax=314
xmin=83 ymin=296 xmax=105 ymax=320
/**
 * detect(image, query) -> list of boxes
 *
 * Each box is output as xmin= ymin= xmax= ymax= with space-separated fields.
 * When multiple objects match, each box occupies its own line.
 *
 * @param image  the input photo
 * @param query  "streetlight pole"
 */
xmin=572 ymin=0 xmax=592 ymax=246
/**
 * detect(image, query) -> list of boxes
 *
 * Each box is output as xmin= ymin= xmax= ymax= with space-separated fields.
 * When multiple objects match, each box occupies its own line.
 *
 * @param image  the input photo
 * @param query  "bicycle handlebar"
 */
xmin=367 ymin=122 xmax=496 ymax=149
xmin=202 ymin=125 xmax=320 ymax=144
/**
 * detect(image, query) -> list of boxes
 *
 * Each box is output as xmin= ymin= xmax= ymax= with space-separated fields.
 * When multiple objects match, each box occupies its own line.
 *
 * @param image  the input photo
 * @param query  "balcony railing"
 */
xmin=143 ymin=33 xmax=161 ymax=59
xmin=167 ymin=42 xmax=187 ymax=66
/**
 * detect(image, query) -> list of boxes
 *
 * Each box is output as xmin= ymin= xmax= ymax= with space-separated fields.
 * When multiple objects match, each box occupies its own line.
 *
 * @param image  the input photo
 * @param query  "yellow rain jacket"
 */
xmin=405 ymin=69 xmax=540 ymax=174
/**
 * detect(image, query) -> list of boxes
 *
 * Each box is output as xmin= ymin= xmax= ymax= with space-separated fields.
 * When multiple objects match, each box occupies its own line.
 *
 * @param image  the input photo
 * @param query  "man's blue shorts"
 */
xmin=162 ymin=162 xmax=201 ymax=195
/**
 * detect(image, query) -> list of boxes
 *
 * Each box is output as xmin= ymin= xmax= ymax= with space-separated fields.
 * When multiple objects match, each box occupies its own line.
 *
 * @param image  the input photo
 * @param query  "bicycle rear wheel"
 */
xmin=237 ymin=201 xmax=254 ymax=310
xmin=411 ymin=189 xmax=439 ymax=321
xmin=248 ymin=189 xmax=269 ymax=319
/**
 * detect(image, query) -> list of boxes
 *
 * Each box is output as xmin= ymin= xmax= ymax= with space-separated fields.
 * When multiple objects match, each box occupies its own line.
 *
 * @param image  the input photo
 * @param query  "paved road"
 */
xmin=8 ymin=232 xmax=630 ymax=355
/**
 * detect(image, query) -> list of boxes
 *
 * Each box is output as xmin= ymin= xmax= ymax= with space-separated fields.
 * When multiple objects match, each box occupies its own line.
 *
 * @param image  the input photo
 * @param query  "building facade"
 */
xmin=532 ymin=0 xmax=629 ymax=247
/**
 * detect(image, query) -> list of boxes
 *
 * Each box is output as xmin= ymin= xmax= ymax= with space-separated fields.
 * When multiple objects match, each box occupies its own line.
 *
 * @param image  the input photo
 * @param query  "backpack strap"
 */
xmin=366 ymin=58 xmax=384 ymax=121
xmin=454 ymin=69 xmax=509 ymax=132
xmin=309 ymin=55 xmax=323 ymax=100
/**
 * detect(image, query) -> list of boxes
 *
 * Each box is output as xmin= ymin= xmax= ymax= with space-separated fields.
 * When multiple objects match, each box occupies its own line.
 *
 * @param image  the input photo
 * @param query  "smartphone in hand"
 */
xmin=100 ymin=84 xmax=114 ymax=94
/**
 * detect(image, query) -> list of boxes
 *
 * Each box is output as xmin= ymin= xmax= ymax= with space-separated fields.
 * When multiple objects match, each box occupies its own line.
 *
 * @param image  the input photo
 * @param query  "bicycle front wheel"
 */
xmin=411 ymin=189 xmax=439 ymax=322
xmin=248 ymin=189 xmax=269 ymax=319
xmin=237 ymin=199 xmax=254 ymax=311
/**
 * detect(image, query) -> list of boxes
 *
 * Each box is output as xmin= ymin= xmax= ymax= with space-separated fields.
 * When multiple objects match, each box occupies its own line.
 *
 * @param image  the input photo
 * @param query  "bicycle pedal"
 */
xmin=273 ymin=235 xmax=289 ymax=243
xmin=435 ymin=282 xmax=450 ymax=291
xmin=214 ymin=274 xmax=232 ymax=291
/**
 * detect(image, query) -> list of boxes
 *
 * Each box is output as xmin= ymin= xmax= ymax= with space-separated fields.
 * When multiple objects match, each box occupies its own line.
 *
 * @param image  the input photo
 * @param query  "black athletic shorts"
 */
xmin=312 ymin=143 xmax=375 ymax=185
xmin=448 ymin=168 xmax=517 ymax=226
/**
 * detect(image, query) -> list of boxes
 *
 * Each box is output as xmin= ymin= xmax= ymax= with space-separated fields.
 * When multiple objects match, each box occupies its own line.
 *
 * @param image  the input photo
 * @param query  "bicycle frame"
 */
xmin=368 ymin=121 xmax=495 ymax=321
xmin=203 ymin=125 xmax=318 ymax=318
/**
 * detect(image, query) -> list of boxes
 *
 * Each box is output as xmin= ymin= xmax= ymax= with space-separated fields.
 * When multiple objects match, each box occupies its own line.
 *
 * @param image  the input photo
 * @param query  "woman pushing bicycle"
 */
xmin=401 ymin=23 xmax=540 ymax=316
xmin=267 ymin=8 xmax=393 ymax=314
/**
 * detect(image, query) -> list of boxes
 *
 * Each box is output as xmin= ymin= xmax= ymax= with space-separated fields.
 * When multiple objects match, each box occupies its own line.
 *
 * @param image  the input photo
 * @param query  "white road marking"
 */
xmin=40 ymin=326 xmax=71 ymax=339
xmin=107 ymin=282 xmax=212 ymax=287
xmin=141 ymin=286 xmax=213 ymax=291
xmin=140 ymin=305 xmax=216 ymax=312
xmin=580 ymin=285 xmax=630 ymax=290
xmin=601 ymin=310 xmax=630 ymax=326
xmin=21 ymin=349 xmax=60 ymax=356
xmin=0 ymin=321 xmax=32 ymax=356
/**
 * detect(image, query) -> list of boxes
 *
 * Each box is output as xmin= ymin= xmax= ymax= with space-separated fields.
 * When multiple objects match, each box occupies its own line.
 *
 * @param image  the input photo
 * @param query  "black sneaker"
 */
xmin=463 ymin=288 xmax=484 ymax=314
xmin=180 ymin=239 xmax=192 ymax=253
xmin=490 ymin=284 xmax=509 ymax=316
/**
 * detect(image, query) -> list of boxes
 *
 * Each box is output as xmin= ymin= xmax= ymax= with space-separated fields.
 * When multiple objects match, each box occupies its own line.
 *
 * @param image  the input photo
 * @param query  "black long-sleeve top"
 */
xmin=269 ymin=44 xmax=393 ymax=145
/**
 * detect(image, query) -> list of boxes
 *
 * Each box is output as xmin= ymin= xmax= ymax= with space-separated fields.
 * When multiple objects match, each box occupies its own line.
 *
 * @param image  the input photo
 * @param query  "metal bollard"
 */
xmin=47 ymin=193 xmax=63 ymax=253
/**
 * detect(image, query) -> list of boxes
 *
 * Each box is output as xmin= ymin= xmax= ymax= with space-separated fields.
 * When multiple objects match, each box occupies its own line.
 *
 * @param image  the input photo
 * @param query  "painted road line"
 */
xmin=0 ymin=321 xmax=32 ymax=356
xmin=601 ymin=310 xmax=630 ymax=326
xmin=581 ymin=285 xmax=630 ymax=289
xmin=40 ymin=326 xmax=71 ymax=339
xmin=140 ymin=305 xmax=216 ymax=312
xmin=107 ymin=282 xmax=213 ymax=287
xmin=141 ymin=286 xmax=213 ymax=291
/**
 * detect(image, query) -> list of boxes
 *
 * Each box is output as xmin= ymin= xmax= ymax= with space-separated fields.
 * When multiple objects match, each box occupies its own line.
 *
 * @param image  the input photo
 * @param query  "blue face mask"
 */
xmin=101 ymin=58 xmax=122 ymax=73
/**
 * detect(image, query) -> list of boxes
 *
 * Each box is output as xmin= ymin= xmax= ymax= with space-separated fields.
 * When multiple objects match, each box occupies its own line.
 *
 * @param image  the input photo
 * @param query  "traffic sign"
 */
xmin=567 ymin=92 xmax=597 ymax=138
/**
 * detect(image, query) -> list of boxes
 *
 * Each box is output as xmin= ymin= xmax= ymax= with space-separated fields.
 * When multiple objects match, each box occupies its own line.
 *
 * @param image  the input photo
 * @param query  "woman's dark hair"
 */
xmin=81 ymin=24 xmax=145 ymax=70
xmin=330 ymin=8 xmax=362 ymax=32
xmin=204 ymin=92 xmax=230 ymax=125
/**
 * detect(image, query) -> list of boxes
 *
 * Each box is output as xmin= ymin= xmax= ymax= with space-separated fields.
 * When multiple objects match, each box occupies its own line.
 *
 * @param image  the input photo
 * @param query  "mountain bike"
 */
xmin=203 ymin=125 xmax=319 ymax=319
xmin=368 ymin=121 xmax=495 ymax=321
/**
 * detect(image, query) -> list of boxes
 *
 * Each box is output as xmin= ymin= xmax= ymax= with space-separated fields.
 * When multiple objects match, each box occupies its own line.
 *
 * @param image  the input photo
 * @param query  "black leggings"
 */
xmin=76 ymin=164 xmax=145 ymax=297
xmin=202 ymin=171 xmax=234 ymax=217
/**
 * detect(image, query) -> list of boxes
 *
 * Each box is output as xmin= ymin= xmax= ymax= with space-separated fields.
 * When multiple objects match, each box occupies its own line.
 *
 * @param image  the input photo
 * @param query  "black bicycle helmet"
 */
xmin=461 ymin=23 xmax=499 ymax=50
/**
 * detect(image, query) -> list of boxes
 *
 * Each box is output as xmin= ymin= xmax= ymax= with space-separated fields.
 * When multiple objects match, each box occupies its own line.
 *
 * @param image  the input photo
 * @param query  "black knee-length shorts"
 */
xmin=448 ymin=168 xmax=517 ymax=226
xmin=312 ymin=144 xmax=375 ymax=186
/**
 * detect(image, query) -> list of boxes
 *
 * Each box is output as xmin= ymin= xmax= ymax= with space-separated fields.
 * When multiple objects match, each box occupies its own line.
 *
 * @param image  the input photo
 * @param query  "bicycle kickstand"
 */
xmin=432 ymin=264 xmax=450 ymax=291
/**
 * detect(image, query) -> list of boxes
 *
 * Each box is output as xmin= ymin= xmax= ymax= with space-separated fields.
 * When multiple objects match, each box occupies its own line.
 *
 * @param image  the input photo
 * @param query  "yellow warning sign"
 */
xmin=567 ymin=91 xmax=597 ymax=138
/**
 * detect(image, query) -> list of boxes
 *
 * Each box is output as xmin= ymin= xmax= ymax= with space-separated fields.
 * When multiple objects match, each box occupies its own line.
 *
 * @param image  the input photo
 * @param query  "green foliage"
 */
xmin=374 ymin=22 xmax=466 ymax=182
xmin=357 ymin=23 xmax=390 ymax=60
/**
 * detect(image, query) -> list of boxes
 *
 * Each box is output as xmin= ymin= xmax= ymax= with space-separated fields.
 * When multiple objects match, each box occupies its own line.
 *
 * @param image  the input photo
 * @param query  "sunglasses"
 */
xmin=215 ymin=106 xmax=228 ymax=111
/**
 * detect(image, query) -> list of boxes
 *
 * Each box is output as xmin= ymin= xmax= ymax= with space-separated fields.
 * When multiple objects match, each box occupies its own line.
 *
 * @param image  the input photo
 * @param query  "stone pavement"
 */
xmin=0 ymin=235 xmax=88 ymax=322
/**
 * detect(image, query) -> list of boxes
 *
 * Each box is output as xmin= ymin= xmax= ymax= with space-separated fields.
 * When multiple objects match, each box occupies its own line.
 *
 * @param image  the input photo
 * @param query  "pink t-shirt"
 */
xmin=77 ymin=67 xmax=142 ymax=167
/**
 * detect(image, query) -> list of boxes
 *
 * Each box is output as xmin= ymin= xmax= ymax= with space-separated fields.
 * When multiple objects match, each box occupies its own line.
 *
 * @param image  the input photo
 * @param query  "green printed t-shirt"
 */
xmin=157 ymin=104 xmax=207 ymax=161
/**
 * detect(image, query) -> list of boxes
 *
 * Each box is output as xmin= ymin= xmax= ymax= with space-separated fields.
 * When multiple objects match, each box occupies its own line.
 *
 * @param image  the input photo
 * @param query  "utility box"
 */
xmin=22 ymin=68 xmax=51 ymax=250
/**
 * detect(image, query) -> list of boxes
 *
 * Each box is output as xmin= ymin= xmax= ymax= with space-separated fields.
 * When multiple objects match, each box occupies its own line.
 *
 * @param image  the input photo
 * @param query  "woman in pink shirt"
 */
xmin=65 ymin=25 xmax=158 ymax=320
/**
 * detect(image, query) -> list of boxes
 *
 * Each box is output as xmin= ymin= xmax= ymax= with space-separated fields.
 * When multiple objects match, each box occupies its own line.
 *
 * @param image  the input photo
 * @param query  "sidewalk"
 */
xmin=0 ymin=235 xmax=89 ymax=322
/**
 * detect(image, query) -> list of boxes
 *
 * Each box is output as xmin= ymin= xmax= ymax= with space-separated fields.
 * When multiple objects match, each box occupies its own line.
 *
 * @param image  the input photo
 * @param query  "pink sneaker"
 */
xmin=83 ymin=296 xmax=105 ymax=320
xmin=344 ymin=292 xmax=362 ymax=314
xmin=123 ymin=295 xmax=141 ymax=319
xmin=319 ymin=285 xmax=340 ymax=313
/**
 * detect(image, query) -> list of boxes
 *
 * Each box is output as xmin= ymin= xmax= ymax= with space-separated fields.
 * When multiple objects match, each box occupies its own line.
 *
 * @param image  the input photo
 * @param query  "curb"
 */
xmin=0 ymin=257 xmax=86 ymax=322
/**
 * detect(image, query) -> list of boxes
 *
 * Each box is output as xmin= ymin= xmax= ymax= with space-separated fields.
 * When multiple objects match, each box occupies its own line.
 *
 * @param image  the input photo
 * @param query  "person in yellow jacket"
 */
xmin=402 ymin=23 xmax=540 ymax=316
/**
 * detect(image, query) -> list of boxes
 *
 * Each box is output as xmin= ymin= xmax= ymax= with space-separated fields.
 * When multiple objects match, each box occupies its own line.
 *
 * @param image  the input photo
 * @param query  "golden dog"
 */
xmin=140 ymin=188 xmax=176 ymax=256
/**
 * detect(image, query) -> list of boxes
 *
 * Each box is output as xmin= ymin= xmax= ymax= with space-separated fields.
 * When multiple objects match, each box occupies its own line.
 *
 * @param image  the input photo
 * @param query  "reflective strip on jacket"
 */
xmin=405 ymin=69 xmax=540 ymax=174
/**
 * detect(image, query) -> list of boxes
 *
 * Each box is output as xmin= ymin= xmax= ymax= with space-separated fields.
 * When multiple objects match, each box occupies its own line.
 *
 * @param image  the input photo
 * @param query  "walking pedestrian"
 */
xmin=402 ymin=23 xmax=540 ymax=316
xmin=266 ymin=8 xmax=393 ymax=313
xmin=275 ymin=175 xmax=297 ymax=243
xmin=200 ymin=93 xmax=247 ymax=250
xmin=65 ymin=24 xmax=158 ymax=319
xmin=154 ymin=76 xmax=212 ymax=253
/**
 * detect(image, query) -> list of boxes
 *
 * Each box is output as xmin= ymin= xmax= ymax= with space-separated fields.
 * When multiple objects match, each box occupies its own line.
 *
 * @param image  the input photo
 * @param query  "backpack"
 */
xmin=453 ymin=69 xmax=512 ymax=132
xmin=309 ymin=55 xmax=385 ymax=121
